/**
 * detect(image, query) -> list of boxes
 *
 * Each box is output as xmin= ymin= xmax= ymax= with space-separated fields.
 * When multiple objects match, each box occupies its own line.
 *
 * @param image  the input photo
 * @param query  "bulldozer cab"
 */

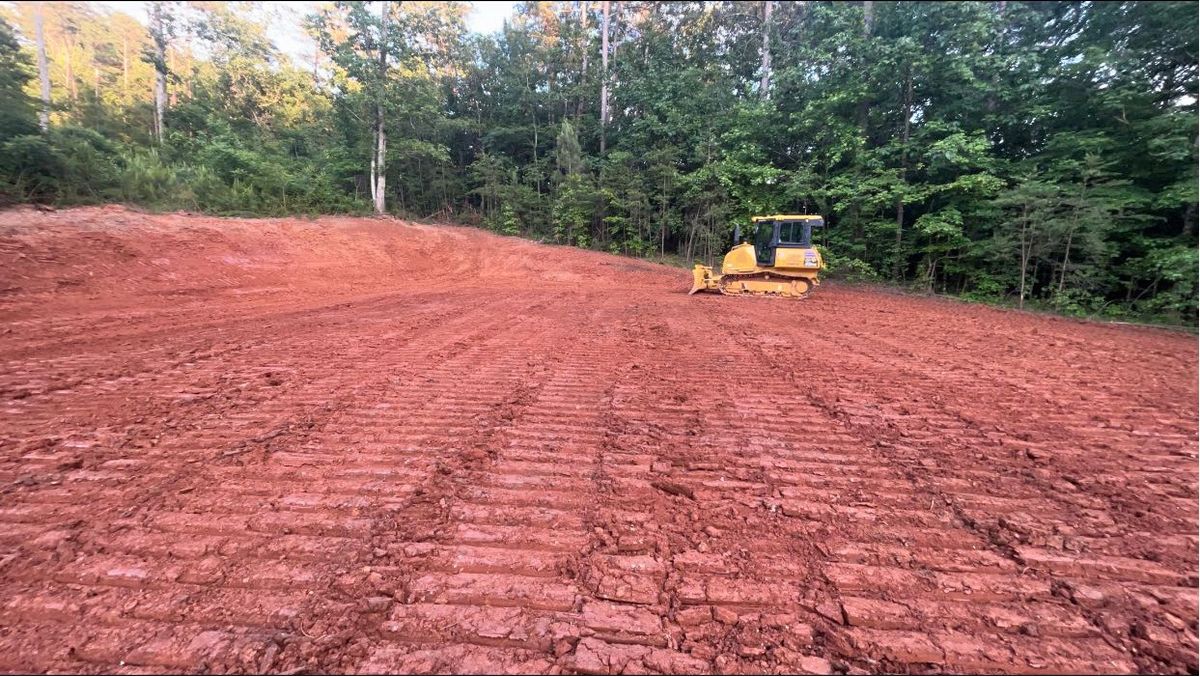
xmin=750 ymin=215 xmax=823 ymax=268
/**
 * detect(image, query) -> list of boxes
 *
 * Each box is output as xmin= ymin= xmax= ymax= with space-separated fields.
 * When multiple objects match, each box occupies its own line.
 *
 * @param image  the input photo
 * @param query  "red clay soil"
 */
xmin=0 ymin=205 xmax=1196 ymax=675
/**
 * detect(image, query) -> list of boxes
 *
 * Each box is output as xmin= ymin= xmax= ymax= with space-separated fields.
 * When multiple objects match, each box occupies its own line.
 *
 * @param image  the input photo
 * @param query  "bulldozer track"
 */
xmin=716 ymin=271 xmax=814 ymax=298
xmin=0 ymin=206 xmax=1195 ymax=674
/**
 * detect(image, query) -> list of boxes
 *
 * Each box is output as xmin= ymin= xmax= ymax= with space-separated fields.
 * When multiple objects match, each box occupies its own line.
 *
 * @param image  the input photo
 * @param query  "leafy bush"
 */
xmin=500 ymin=203 xmax=520 ymax=235
xmin=1049 ymin=288 xmax=1106 ymax=317
xmin=118 ymin=149 xmax=180 ymax=206
xmin=817 ymin=245 xmax=880 ymax=282
xmin=50 ymin=126 xmax=123 ymax=202
xmin=0 ymin=134 xmax=62 ymax=201
xmin=960 ymin=276 xmax=1005 ymax=303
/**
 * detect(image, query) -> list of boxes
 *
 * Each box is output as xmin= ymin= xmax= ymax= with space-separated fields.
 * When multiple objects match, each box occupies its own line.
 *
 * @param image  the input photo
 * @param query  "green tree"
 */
xmin=0 ymin=16 xmax=37 ymax=141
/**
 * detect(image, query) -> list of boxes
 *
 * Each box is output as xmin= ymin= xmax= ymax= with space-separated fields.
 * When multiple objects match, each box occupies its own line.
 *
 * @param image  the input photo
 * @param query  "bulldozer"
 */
xmin=689 ymin=214 xmax=825 ymax=298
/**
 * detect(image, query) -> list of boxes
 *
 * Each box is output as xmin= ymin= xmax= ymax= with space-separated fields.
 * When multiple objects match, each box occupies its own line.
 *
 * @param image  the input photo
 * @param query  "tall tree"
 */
xmin=575 ymin=1 xmax=589 ymax=120
xmin=759 ymin=0 xmax=772 ymax=101
xmin=599 ymin=0 xmax=609 ymax=153
xmin=0 ymin=16 xmax=37 ymax=143
xmin=372 ymin=0 xmax=388 ymax=215
xmin=894 ymin=57 xmax=912 ymax=279
xmin=147 ymin=1 xmax=169 ymax=143
xmin=33 ymin=3 xmax=50 ymax=131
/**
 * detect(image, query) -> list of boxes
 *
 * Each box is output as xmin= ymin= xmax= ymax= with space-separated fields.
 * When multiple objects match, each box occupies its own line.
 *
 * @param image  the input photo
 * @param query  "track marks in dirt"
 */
xmin=0 ymin=208 xmax=1195 ymax=674
xmin=735 ymin=296 xmax=1194 ymax=673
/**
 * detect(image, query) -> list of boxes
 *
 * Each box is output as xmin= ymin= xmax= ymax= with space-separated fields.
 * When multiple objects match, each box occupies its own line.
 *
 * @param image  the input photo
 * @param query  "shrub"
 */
xmin=118 ymin=149 xmax=180 ymax=206
xmin=817 ymin=244 xmax=879 ymax=282
xmin=0 ymin=134 xmax=62 ymax=201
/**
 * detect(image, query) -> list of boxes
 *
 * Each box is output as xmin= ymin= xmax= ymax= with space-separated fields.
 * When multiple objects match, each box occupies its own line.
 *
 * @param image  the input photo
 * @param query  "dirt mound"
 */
xmin=0 ymin=207 xmax=1195 ymax=674
xmin=0 ymin=205 xmax=663 ymax=317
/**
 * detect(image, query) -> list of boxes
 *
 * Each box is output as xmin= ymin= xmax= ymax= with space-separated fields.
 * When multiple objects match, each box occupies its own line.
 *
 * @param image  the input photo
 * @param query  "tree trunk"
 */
xmin=121 ymin=35 xmax=129 ymax=103
xmin=600 ymin=0 xmax=610 ymax=154
xmin=373 ymin=1 xmax=389 ymax=215
xmin=170 ymin=50 xmax=181 ymax=104
xmin=150 ymin=2 xmax=168 ymax=144
xmin=1058 ymin=181 xmax=1086 ymax=293
xmin=374 ymin=105 xmax=388 ymax=214
xmin=759 ymin=1 xmax=773 ymax=101
xmin=659 ymin=171 xmax=668 ymax=259
xmin=986 ymin=1 xmax=1006 ymax=114
xmin=894 ymin=65 xmax=913 ymax=279
xmin=92 ymin=43 xmax=100 ymax=105
xmin=64 ymin=37 xmax=76 ymax=102
xmin=1018 ymin=202 xmax=1029 ymax=309
xmin=34 ymin=5 xmax=51 ymax=131
xmin=576 ymin=1 xmax=589 ymax=120
xmin=857 ymin=1 xmax=872 ymax=130
xmin=852 ymin=2 xmax=872 ymax=245
xmin=527 ymin=68 xmax=539 ymax=197
xmin=1058 ymin=228 xmax=1073 ymax=294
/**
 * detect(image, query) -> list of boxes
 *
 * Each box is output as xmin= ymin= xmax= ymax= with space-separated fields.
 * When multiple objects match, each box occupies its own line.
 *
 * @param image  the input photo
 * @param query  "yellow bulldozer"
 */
xmin=689 ymin=214 xmax=825 ymax=298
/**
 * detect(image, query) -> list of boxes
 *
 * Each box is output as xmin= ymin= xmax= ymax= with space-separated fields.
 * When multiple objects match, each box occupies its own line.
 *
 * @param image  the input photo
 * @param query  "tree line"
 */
xmin=0 ymin=1 xmax=1195 ymax=323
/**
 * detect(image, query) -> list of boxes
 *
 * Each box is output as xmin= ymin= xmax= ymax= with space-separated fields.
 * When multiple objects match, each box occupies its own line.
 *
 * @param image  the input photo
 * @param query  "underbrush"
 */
xmin=0 ymin=125 xmax=372 ymax=217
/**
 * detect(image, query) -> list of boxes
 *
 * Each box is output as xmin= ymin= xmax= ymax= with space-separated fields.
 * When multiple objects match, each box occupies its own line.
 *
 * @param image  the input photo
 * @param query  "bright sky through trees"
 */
xmin=95 ymin=1 xmax=519 ymax=63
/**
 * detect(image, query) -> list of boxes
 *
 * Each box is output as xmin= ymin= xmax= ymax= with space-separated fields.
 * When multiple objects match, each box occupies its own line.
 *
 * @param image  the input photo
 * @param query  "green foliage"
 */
xmin=817 ymin=244 xmax=880 ymax=283
xmin=0 ymin=134 xmax=60 ymax=201
xmin=552 ymin=173 xmax=594 ymax=245
xmin=0 ymin=17 xmax=36 ymax=143
xmin=119 ymin=148 xmax=180 ymax=205
xmin=555 ymin=119 xmax=585 ymax=178
xmin=51 ymin=127 xmax=124 ymax=201
xmin=499 ymin=202 xmax=520 ymax=236
xmin=960 ymin=275 xmax=1006 ymax=304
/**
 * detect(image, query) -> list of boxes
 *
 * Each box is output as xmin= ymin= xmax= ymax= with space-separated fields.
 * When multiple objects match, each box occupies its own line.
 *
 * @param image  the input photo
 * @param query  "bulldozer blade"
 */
xmin=689 ymin=264 xmax=717 ymax=295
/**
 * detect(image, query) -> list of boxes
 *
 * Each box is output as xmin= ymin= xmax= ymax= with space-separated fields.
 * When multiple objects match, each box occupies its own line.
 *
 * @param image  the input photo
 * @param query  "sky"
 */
xmin=469 ymin=1 xmax=518 ymax=34
xmin=95 ymin=1 xmax=518 ymax=63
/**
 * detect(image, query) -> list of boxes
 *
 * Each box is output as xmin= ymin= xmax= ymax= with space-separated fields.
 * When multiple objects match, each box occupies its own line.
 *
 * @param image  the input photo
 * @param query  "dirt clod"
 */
xmin=651 ymin=480 xmax=695 ymax=499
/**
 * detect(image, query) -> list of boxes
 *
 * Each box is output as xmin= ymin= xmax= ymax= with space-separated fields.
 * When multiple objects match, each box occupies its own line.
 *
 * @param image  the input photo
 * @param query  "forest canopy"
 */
xmin=0 ymin=1 xmax=1196 ymax=323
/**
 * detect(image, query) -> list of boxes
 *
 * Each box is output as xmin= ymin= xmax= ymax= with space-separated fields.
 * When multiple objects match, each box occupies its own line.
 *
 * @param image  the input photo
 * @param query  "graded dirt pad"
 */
xmin=0 ymin=206 xmax=1196 ymax=675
